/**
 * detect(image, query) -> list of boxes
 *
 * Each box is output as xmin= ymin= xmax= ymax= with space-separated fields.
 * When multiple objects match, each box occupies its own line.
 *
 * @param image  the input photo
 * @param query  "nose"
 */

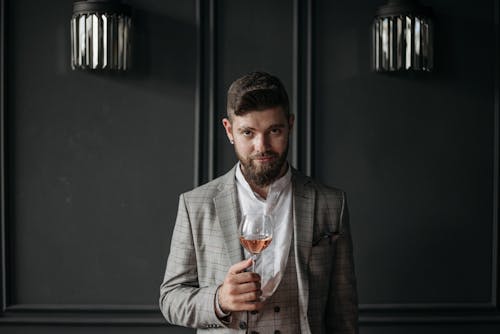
xmin=254 ymin=134 xmax=270 ymax=153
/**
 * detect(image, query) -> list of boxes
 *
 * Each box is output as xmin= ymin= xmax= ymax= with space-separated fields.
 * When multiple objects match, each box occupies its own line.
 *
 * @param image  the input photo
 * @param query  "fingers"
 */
xmin=232 ymin=289 xmax=262 ymax=304
xmin=229 ymin=258 xmax=253 ymax=274
xmin=228 ymin=271 xmax=260 ymax=285
xmin=224 ymin=280 xmax=260 ymax=296
xmin=219 ymin=290 xmax=265 ymax=312
xmin=237 ymin=281 xmax=261 ymax=294
xmin=218 ymin=259 xmax=265 ymax=313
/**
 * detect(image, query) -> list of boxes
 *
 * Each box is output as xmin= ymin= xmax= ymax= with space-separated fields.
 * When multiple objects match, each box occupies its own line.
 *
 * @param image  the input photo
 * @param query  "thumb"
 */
xmin=229 ymin=258 xmax=253 ymax=274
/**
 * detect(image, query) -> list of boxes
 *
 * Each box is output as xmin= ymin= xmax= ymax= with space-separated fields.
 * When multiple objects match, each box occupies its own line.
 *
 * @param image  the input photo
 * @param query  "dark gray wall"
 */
xmin=1 ymin=0 xmax=499 ymax=333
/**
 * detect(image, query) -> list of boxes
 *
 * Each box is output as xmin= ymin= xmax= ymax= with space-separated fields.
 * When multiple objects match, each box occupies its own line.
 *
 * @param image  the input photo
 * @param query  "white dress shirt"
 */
xmin=235 ymin=162 xmax=293 ymax=299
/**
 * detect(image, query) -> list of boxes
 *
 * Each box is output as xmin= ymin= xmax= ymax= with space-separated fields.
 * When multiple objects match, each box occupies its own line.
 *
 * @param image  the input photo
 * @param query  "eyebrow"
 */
xmin=237 ymin=123 xmax=286 ymax=132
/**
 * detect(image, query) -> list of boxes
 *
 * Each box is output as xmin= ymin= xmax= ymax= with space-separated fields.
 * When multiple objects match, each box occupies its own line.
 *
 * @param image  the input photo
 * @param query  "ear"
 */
xmin=222 ymin=118 xmax=234 ymax=142
xmin=288 ymin=114 xmax=295 ymax=132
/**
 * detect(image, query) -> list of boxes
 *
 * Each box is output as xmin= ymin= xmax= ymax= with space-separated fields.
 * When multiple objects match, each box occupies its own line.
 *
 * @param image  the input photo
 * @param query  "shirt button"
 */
xmin=274 ymin=306 xmax=280 ymax=313
xmin=239 ymin=321 xmax=247 ymax=330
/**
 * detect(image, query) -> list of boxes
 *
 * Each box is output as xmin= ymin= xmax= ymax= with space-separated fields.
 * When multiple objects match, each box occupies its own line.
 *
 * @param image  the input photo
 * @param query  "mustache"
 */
xmin=250 ymin=152 xmax=278 ymax=159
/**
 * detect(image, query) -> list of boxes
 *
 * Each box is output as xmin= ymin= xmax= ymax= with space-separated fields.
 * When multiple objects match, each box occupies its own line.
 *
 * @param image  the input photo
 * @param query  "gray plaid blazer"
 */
xmin=159 ymin=165 xmax=358 ymax=333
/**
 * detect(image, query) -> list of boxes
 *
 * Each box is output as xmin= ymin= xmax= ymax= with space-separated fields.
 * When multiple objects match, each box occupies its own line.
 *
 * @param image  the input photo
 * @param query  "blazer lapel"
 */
xmin=292 ymin=170 xmax=315 ymax=333
xmin=214 ymin=166 xmax=244 ymax=266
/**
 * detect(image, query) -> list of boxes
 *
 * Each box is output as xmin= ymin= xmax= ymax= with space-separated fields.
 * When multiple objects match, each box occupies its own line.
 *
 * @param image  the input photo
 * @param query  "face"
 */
xmin=222 ymin=107 xmax=294 ymax=187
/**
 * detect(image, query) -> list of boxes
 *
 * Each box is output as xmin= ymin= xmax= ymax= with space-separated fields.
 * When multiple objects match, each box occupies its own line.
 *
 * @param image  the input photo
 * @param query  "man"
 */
xmin=160 ymin=72 xmax=358 ymax=333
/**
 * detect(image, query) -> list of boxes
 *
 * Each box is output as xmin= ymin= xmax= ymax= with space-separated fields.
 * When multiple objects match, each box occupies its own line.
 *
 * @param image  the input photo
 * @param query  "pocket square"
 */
xmin=312 ymin=231 xmax=340 ymax=246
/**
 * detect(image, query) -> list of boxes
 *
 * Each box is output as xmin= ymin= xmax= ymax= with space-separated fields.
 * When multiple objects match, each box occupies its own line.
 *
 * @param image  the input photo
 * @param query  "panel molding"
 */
xmin=194 ymin=0 xmax=217 ymax=185
xmin=0 ymin=0 xmax=7 ymax=316
xmin=360 ymin=314 xmax=500 ymax=325
xmin=0 ymin=314 xmax=167 ymax=325
xmin=292 ymin=0 xmax=314 ymax=176
xmin=358 ymin=0 xmax=500 ymax=316
xmin=4 ymin=304 xmax=158 ymax=312
xmin=493 ymin=0 xmax=500 ymax=309
xmin=0 ymin=305 xmax=167 ymax=325
xmin=310 ymin=0 xmax=500 ymax=323
xmin=0 ymin=0 xmax=182 ymax=325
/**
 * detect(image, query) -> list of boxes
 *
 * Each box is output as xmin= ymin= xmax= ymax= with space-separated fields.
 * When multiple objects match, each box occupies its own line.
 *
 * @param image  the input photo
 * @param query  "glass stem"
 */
xmin=251 ymin=254 xmax=257 ymax=273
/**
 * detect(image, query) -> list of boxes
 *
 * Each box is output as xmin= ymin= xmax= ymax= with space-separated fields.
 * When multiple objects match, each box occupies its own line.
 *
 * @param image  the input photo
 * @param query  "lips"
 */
xmin=252 ymin=154 xmax=277 ymax=162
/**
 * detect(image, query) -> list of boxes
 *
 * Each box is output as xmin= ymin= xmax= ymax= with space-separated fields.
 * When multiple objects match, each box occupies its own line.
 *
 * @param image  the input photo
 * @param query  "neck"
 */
xmin=250 ymin=184 xmax=269 ymax=200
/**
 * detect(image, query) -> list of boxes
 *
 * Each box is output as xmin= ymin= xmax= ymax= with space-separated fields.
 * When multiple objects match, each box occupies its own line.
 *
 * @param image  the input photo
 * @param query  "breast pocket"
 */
xmin=309 ymin=232 xmax=338 ymax=278
xmin=308 ymin=235 xmax=336 ymax=308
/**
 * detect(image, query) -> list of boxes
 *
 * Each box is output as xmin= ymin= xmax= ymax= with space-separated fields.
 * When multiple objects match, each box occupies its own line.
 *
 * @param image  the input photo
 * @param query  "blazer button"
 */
xmin=274 ymin=330 xmax=281 ymax=334
xmin=251 ymin=310 xmax=259 ymax=315
xmin=274 ymin=306 xmax=280 ymax=313
xmin=239 ymin=321 xmax=247 ymax=329
xmin=251 ymin=331 xmax=259 ymax=334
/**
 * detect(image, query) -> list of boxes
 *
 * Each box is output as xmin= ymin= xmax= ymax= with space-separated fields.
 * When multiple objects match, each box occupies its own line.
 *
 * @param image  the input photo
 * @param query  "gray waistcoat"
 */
xmin=246 ymin=236 xmax=300 ymax=334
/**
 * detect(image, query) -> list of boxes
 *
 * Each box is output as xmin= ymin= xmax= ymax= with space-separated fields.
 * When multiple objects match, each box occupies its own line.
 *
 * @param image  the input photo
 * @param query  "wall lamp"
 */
xmin=373 ymin=0 xmax=433 ymax=72
xmin=71 ymin=0 xmax=132 ymax=71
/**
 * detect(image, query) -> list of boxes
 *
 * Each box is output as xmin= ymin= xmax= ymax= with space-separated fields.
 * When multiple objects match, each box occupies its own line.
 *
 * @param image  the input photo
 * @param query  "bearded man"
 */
xmin=159 ymin=72 xmax=358 ymax=333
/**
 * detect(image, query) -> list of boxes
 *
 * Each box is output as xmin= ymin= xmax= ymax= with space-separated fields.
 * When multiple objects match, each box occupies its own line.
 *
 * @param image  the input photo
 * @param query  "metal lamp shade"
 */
xmin=372 ymin=0 xmax=433 ymax=72
xmin=71 ymin=0 xmax=131 ymax=71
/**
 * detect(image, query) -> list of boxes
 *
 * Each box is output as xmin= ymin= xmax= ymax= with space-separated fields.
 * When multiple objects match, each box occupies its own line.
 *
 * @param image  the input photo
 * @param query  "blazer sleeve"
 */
xmin=327 ymin=192 xmax=359 ymax=333
xmin=159 ymin=194 xmax=225 ymax=329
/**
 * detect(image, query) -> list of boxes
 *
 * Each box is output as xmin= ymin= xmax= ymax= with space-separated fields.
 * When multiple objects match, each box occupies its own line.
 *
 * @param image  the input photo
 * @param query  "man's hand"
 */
xmin=218 ymin=258 xmax=264 ymax=312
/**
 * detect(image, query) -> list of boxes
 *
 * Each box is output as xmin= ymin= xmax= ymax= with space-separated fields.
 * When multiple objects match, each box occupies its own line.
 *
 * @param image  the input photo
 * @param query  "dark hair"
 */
xmin=226 ymin=71 xmax=290 ymax=120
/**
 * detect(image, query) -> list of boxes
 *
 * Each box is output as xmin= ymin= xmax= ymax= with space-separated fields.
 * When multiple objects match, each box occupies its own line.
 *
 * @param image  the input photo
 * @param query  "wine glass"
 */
xmin=239 ymin=213 xmax=273 ymax=277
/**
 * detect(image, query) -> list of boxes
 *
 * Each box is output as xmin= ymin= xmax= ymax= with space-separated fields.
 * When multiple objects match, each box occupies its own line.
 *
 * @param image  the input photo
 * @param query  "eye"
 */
xmin=270 ymin=128 xmax=282 ymax=135
xmin=242 ymin=130 xmax=253 ymax=137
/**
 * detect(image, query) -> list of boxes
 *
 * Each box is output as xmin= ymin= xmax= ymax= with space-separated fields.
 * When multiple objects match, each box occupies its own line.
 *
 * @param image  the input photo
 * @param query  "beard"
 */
xmin=236 ymin=145 xmax=289 ymax=187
